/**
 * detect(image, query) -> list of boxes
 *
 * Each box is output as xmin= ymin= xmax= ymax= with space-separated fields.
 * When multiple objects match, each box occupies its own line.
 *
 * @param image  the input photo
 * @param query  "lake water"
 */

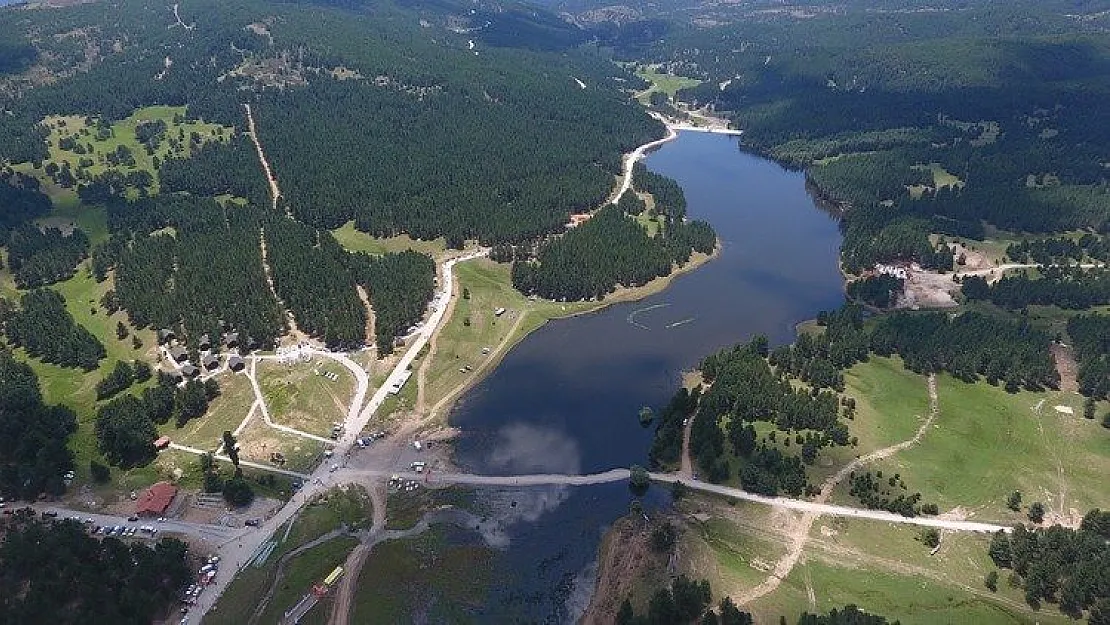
xmin=446 ymin=131 xmax=845 ymax=622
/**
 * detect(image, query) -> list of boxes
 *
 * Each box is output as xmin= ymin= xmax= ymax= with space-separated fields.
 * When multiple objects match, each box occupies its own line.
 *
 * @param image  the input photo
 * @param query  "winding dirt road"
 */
xmin=730 ymin=373 xmax=944 ymax=605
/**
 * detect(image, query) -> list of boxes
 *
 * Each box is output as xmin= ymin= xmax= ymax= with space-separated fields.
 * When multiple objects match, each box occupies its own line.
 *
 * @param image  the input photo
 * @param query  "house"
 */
xmin=222 ymin=331 xmax=240 ymax=348
xmin=246 ymin=335 xmax=261 ymax=351
xmin=153 ymin=436 xmax=171 ymax=450
xmin=158 ymin=328 xmax=176 ymax=344
xmin=181 ymin=363 xmax=199 ymax=378
xmin=228 ymin=355 xmax=245 ymax=372
xmin=201 ymin=353 xmax=219 ymax=371
xmin=169 ymin=345 xmax=188 ymax=362
xmin=197 ymin=334 xmax=212 ymax=350
xmin=135 ymin=482 xmax=177 ymax=517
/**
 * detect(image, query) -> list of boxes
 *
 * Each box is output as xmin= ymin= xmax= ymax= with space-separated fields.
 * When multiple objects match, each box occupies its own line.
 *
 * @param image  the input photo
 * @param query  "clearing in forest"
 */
xmin=257 ymin=359 xmax=355 ymax=438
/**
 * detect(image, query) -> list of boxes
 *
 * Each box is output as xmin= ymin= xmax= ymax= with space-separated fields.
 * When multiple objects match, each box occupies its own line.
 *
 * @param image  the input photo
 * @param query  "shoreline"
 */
xmin=423 ymin=239 xmax=722 ymax=431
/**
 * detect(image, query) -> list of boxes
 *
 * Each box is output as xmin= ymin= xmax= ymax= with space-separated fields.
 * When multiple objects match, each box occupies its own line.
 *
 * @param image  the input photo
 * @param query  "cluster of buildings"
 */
xmin=159 ymin=328 xmax=249 ymax=380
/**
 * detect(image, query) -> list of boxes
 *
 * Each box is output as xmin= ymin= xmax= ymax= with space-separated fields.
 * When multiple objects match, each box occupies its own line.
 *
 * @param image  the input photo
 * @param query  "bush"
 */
xmin=89 ymin=460 xmax=110 ymax=483
xmin=222 ymin=476 xmax=254 ymax=507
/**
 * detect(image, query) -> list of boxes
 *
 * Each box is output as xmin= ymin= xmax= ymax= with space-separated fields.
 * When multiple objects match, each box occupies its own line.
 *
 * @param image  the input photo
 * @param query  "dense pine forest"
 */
xmin=0 ymin=511 xmax=191 ymax=625
xmin=0 ymin=350 xmax=76 ymax=500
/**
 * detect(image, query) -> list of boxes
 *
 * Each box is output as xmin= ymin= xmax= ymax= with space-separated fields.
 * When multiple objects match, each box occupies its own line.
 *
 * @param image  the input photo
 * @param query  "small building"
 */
xmin=153 ymin=436 xmax=171 ymax=450
xmin=222 ymin=331 xmax=240 ymax=348
xmin=181 ymin=363 xmax=199 ymax=378
xmin=169 ymin=345 xmax=188 ymax=362
xmin=246 ymin=335 xmax=261 ymax=351
xmin=228 ymin=355 xmax=246 ymax=372
xmin=135 ymin=482 xmax=177 ymax=517
xmin=197 ymin=334 xmax=212 ymax=350
xmin=201 ymin=353 xmax=219 ymax=371
xmin=388 ymin=369 xmax=413 ymax=395
xmin=158 ymin=328 xmax=176 ymax=344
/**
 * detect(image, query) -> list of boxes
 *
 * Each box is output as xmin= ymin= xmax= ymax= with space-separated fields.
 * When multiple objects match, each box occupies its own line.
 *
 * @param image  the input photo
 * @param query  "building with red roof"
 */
xmin=135 ymin=481 xmax=178 ymax=517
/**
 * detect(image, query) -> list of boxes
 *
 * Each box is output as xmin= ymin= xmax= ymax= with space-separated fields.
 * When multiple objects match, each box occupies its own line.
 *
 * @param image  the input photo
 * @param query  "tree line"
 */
xmin=987 ymin=510 xmax=1110 ymax=620
xmin=2 ymin=289 xmax=105 ymax=370
xmin=347 ymin=249 xmax=436 ymax=354
xmin=0 ymin=350 xmax=76 ymax=500
xmin=963 ymin=267 xmax=1110 ymax=310
xmin=3 ymin=224 xmax=89 ymax=288
xmin=95 ymin=373 xmax=218 ymax=468
xmin=512 ymin=204 xmax=715 ymax=301
xmin=0 ymin=512 xmax=191 ymax=625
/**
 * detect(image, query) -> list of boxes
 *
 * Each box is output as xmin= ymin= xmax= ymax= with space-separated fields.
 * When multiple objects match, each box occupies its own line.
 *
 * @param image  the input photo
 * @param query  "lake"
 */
xmin=446 ymin=131 xmax=845 ymax=622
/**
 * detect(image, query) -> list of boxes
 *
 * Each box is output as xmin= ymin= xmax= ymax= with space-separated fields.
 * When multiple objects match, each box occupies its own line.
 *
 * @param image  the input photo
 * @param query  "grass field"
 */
xmin=252 ymin=536 xmax=359 ymax=625
xmin=258 ymin=359 xmax=355 ymax=438
xmin=161 ymin=369 xmax=256 ymax=453
xmin=420 ymin=259 xmax=597 ymax=416
xmin=208 ymin=486 xmax=371 ymax=625
xmin=670 ymin=495 xmax=1068 ymax=625
xmin=634 ymin=66 xmax=703 ymax=104
xmin=331 ymin=221 xmax=448 ymax=259
xmin=844 ymin=375 xmax=1110 ymax=521
xmin=350 ymin=528 xmax=495 ymax=623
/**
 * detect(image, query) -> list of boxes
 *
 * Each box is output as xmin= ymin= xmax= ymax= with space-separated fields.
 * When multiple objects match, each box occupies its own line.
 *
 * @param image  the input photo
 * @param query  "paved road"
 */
xmin=338 ymin=468 xmax=1011 ymax=534
xmin=186 ymin=249 xmax=488 ymax=624
xmin=23 ymin=504 xmax=240 ymax=542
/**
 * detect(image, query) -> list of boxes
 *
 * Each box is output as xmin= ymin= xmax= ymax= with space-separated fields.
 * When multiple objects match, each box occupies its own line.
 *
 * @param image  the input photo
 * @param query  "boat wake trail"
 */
xmin=627 ymin=303 xmax=669 ymax=330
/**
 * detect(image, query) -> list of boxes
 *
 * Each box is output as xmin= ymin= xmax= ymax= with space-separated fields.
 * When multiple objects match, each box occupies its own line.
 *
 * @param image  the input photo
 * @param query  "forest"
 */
xmin=987 ymin=510 xmax=1110 ymax=619
xmin=571 ymin=0 xmax=1110 ymax=274
xmin=0 ymin=512 xmax=191 ymax=625
xmin=3 ymin=224 xmax=89 ymax=289
xmin=512 ymin=204 xmax=714 ymax=301
xmin=348 ymin=250 xmax=436 ymax=353
xmin=2 ymin=289 xmax=105 ymax=370
xmin=0 ymin=350 xmax=76 ymax=500
xmin=96 ymin=375 xmax=217 ymax=468
xmin=1065 ymin=315 xmax=1110 ymax=399
xmin=963 ymin=268 xmax=1110 ymax=310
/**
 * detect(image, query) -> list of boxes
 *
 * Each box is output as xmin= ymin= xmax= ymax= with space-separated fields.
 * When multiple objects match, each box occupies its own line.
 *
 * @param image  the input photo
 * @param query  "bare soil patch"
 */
xmin=1051 ymin=343 xmax=1079 ymax=393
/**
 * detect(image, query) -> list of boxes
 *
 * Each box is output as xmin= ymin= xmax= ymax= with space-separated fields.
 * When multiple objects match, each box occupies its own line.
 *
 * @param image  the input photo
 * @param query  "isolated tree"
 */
xmin=629 ymin=465 xmax=650 ymax=496
xmin=671 ymin=480 xmax=688 ymax=500
xmin=1086 ymin=397 xmax=1097 ymax=419
xmin=718 ymin=598 xmax=753 ymax=625
xmin=985 ymin=570 xmax=999 ymax=592
xmin=222 ymin=431 xmax=239 ymax=467
xmin=650 ymin=523 xmax=677 ymax=553
xmin=1028 ymin=501 xmax=1045 ymax=523
xmin=462 ymin=287 xmax=470 ymax=300
xmin=89 ymin=460 xmax=110 ymax=483
xmin=921 ymin=528 xmax=940 ymax=548
xmin=1006 ymin=490 xmax=1022 ymax=511
xmin=115 ymin=320 xmax=129 ymax=340
xmin=222 ymin=475 xmax=253 ymax=507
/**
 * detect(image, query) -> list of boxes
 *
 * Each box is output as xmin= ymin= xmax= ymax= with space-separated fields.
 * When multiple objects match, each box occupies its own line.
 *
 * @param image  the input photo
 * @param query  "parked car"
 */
xmin=244 ymin=519 xmax=260 ymax=527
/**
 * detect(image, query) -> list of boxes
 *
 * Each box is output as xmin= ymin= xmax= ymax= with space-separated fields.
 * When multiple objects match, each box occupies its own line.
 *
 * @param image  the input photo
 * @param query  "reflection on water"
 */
xmin=446 ymin=132 xmax=845 ymax=623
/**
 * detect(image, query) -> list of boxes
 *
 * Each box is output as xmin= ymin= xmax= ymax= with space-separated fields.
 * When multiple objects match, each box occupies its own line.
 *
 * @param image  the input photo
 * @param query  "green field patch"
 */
xmin=634 ymin=66 xmax=703 ymax=104
xmin=351 ymin=528 xmax=494 ymax=624
xmin=751 ymin=550 xmax=1067 ymax=625
xmin=159 ymin=369 xmax=256 ymax=452
xmin=258 ymin=358 xmax=355 ymax=438
xmin=913 ymin=162 xmax=966 ymax=190
xmin=331 ymin=221 xmax=447 ymax=259
xmin=634 ymin=210 xmax=665 ymax=237
xmin=847 ymin=375 xmax=1109 ymax=520
xmin=254 ymin=536 xmax=359 ymax=625
xmin=29 ymin=106 xmax=232 ymax=195
xmin=421 ymin=259 xmax=596 ymax=414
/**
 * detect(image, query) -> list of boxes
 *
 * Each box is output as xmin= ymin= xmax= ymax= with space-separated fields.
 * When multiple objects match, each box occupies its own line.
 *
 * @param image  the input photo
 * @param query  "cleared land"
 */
xmin=634 ymin=66 xmax=703 ymax=104
xmin=37 ymin=105 xmax=230 ymax=193
xmin=331 ymin=222 xmax=448 ymax=259
xmin=258 ymin=359 xmax=355 ymax=438
xmin=667 ymin=497 xmax=1069 ymax=625
xmin=237 ymin=414 xmax=326 ymax=474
